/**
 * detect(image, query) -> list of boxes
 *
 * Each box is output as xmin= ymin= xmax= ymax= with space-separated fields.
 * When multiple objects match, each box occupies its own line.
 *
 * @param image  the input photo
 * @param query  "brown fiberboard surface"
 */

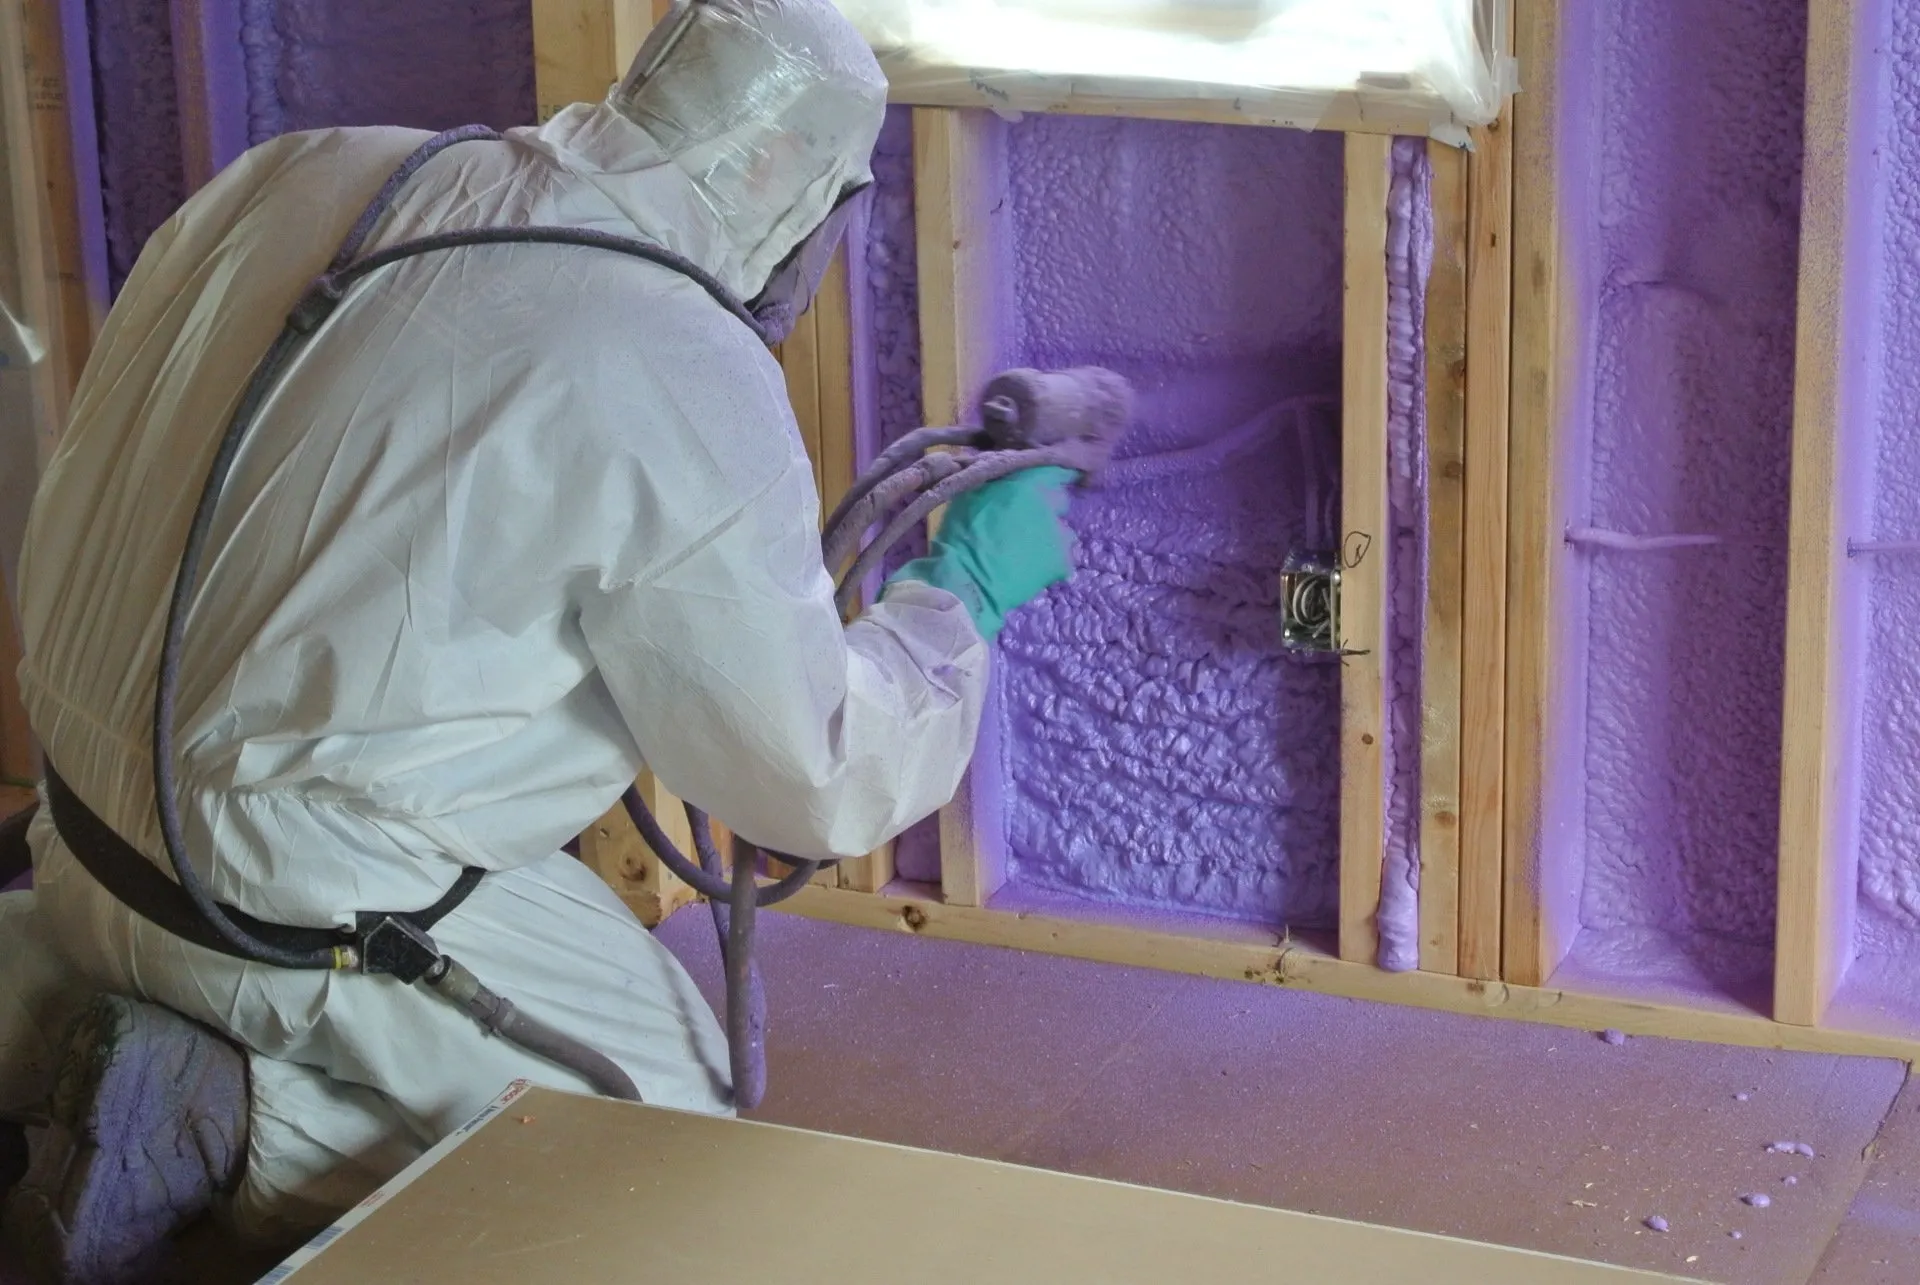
xmin=659 ymin=911 xmax=1913 ymax=1284
xmin=279 ymin=1086 xmax=1694 ymax=1285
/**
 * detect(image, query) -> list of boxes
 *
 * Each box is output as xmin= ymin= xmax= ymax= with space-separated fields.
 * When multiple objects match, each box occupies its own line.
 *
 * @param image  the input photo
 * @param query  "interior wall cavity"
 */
xmin=849 ymin=106 xmax=941 ymax=885
xmin=1558 ymin=0 xmax=1807 ymax=991
xmin=236 ymin=0 xmax=534 ymax=145
xmin=85 ymin=0 xmax=187 ymax=292
xmin=989 ymin=115 xmax=1345 ymax=925
xmin=1853 ymin=0 xmax=1920 ymax=962
xmin=84 ymin=0 xmax=533 ymax=295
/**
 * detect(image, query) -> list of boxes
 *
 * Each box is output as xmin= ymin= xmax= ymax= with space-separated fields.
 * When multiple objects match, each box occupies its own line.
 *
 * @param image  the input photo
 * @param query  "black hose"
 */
xmin=429 ymin=958 xmax=641 ymax=1101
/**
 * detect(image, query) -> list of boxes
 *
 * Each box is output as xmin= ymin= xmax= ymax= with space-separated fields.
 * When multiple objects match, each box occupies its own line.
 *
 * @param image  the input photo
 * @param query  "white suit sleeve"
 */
xmin=576 ymin=411 xmax=990 ymax=862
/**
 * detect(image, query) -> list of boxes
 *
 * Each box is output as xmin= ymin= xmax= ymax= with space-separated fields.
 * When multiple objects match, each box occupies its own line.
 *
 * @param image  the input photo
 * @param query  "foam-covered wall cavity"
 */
xmin=84 ymin=0 xmax=187 ymax=291
xmin=1853 ymin=0 xmax=1920 ymax=961
xmin=850 ymin=106 xmax=941 ymax=885
xmin=84 ymin=0 xmax=533 ymax=293
xmin=1556 ymin=0 xmax=1806 ymax=992
xmin=237 ymin=0 xmax=533 ymax=144
xmin=1377 ymin=137 xmax=1433 ymax=972
xmin=989 ymin=115 xmax=1345 ymax=926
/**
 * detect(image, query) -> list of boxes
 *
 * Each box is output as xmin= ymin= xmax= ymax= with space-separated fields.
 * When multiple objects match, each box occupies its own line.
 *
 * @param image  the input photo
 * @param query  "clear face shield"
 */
xmin=615 ymin=0 xmax=886 ymax=344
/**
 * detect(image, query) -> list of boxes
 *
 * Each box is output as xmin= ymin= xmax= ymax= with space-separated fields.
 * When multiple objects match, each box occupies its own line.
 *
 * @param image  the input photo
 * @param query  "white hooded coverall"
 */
xmin=0 ymin=0 xmax=987 ymax=1238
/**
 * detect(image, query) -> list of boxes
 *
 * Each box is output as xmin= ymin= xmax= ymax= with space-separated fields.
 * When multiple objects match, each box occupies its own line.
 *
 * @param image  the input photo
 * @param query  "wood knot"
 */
xmin=901 ymin=905 xmax=929 ymax=932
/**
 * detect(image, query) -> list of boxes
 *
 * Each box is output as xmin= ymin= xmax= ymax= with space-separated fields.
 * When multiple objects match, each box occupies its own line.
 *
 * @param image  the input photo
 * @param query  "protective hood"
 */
xmin=535 ymin=0 xmax=887 ymax=309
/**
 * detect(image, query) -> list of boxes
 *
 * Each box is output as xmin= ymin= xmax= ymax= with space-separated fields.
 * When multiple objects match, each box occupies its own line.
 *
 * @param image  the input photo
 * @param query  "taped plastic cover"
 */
xmin=830 ymin=0 xmax=1512 ymax=136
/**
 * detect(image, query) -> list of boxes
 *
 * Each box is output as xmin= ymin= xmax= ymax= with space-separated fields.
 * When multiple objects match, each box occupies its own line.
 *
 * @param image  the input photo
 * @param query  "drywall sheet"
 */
xmin=270 ymin=1083 xmax=1696 ymax=1285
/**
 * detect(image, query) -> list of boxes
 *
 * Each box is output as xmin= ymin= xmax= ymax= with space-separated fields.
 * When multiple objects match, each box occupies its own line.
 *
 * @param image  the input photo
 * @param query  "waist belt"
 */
xmin=44 ymin=764 xmax=483 ymax=970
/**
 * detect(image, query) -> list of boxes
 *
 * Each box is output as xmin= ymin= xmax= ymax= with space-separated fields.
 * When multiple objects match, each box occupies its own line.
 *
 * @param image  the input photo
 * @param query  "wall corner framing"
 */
xmin=1500 ymin=0 xmax=1574 ymax=990
xmin=1773 ymin=0 xmax=1883 ymax=1029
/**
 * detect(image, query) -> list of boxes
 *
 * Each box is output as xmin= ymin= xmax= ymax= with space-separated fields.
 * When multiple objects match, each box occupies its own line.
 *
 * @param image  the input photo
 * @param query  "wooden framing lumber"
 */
xmin=772 ymin=245 xmax=865 ymax=890
xmin=0 ymin=615 xmax=26 ymax=788
xmin=1499 ymin=0 xmax=1576 ymax=989
xmin=1337 ymin=134 xmax=1391 ymax=966
xmin=530 ymin=0 xmax=656 ymax=123
xmin=26 ymin=0 xmax=99 ymax=392
xmin=3 ymin=0 xmax=104 ymax=782
xmin=168 ymin=0 xmax=248 ymax=192
xmin=881 ymin=81 xmax=1469 ymax=143
xmin=912 ymin=106 xmax=1012 ymax=909
xmin=1774 ymin=0 xmax=1881 ymax=1028
xmin=798 ymin=247 xmax=895 ymax=893
xmin=578 ymin=778 xmax=700 ymax=927
xmin=1460 ymin=108 xmax=1517 ymax=982
xmin=749 ymin=884 xmax=1920 ymax=1066
xmin=1419 ymin=141 xmax=1469 ymax=976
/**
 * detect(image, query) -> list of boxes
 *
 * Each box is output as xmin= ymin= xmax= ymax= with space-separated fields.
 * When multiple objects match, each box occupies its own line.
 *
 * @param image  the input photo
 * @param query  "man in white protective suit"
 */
xmin=0 ymin=1 xmax=1081 ymax=1280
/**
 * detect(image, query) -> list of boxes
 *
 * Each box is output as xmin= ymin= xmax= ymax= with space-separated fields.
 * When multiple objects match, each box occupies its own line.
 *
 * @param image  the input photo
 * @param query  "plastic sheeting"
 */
xmin=831 ymin=0 xmax=1512 ymax=138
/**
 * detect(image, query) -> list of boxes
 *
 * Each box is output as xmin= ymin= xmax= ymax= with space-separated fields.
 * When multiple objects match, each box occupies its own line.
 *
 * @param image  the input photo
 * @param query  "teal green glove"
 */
xmin=886 ymin=465 xmax=1078 ymax=643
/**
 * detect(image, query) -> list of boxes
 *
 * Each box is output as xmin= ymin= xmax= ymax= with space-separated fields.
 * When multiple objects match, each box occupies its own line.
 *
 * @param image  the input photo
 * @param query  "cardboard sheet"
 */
xmin=268 ymin=1082 xmax=1700 ymax=1284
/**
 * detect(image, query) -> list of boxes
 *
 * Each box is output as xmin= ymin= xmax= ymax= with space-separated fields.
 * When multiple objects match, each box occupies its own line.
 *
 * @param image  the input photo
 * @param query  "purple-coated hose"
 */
xmin=623 ymin=422 xmax=1105 ymax=1109
xmin=833 ymin=442 xmax=1096 ymax=615
xmin=430 ymin=957 xmax=641 ymax=1101
xmin=821 ymin=451 xmax=974 ymax=580
xmin=821 ymin=424 xmax=979 ymax=541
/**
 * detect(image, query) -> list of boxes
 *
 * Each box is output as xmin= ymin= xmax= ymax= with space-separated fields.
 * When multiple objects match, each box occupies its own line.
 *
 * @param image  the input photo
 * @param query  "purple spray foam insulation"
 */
xmin=1852 ymin=0 xmax=1920 ymax=964
xmin=991 ymin=114 xmax=1344 ymax=924
xmin=1376 ymin=136 xmax=1433 ymax=973
xmin=856 ymin=106 xmax=939 ymax=884
xmin=84 ymin=0 xmax=189 ymax=292
xmin=238 ymin=0 xmax=533 ymax=143
xmin=85 ymin=0 xmax=534 ymax=297
xmin=1560 ymin=0 xmax=1807 ymax=988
